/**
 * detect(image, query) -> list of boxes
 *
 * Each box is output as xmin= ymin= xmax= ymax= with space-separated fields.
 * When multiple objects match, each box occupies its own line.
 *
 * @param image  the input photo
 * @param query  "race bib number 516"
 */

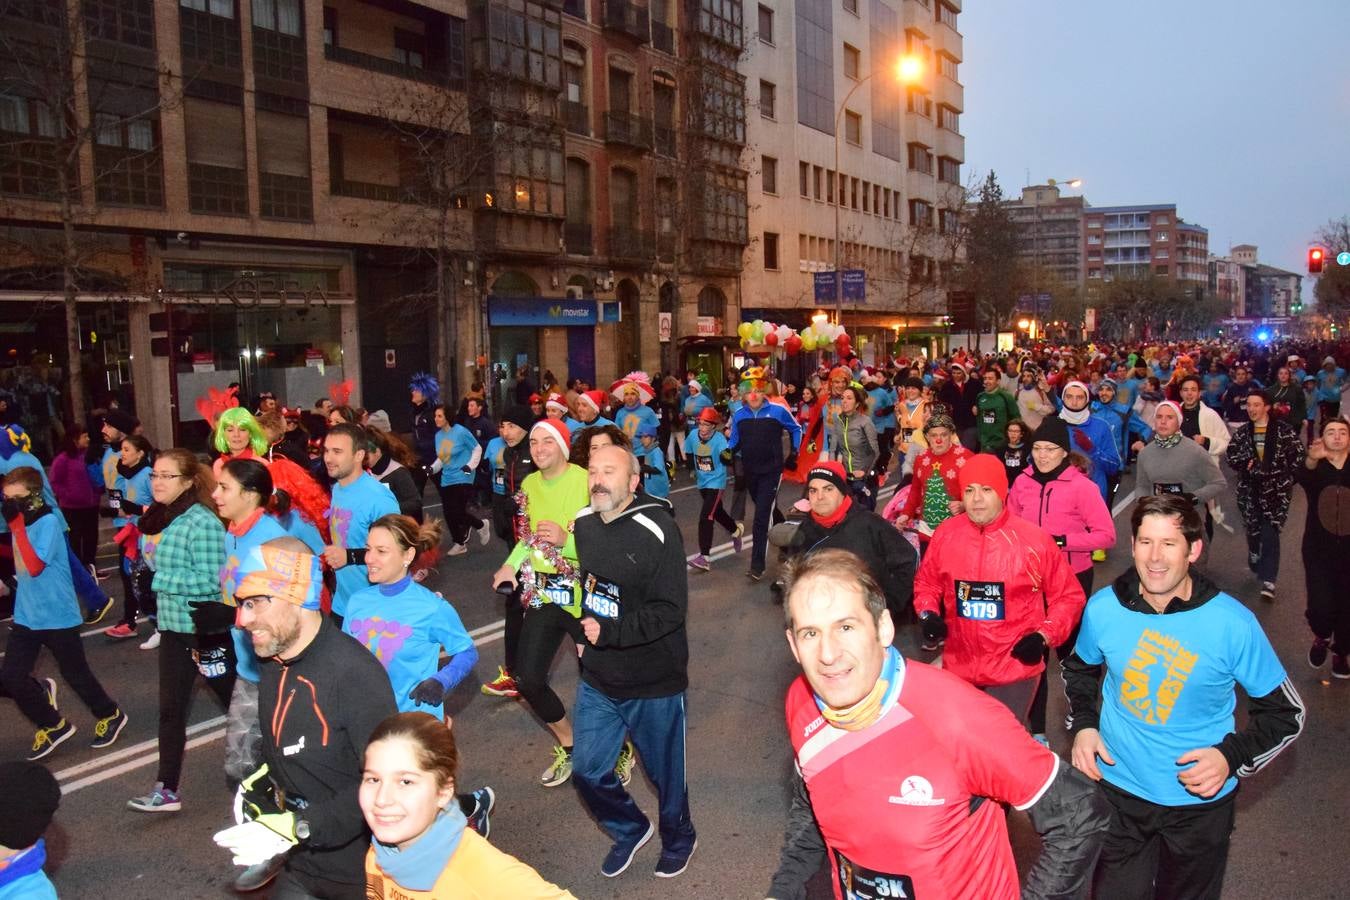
xmin=955 ymin=580 xmax=1005 ymax=620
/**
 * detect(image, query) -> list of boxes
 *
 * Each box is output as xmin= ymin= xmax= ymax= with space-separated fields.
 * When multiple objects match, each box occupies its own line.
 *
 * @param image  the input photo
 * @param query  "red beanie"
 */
xmin=957 ymin=453 xmax=1008 ymax=502
xmin=530 ymin=418 xmax=571 ymax=456
xmin=806 ymin=460 xmax=849 ymax=494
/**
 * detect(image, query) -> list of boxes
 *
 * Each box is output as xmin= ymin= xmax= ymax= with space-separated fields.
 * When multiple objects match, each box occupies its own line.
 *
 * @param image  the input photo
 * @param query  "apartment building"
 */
xmin=1081 ymin=203 xmax=1209 ymax=289
xmin=741 ymin=0 xmax=965 ymax=364
xmin=0 ymin=0 xmax=750 ymax=442
xmin=1006 ymin=182 xmax=1086 ymax=289
xmin=1209 ymin=245 xmax=1302 ymax=320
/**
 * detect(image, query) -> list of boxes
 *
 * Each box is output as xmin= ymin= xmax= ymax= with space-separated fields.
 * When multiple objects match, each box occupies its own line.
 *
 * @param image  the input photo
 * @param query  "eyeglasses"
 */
xmin=149 ymin=472 xmax=188 ymax=481
xmin=235 ymin=596 xmax=274 ymax=614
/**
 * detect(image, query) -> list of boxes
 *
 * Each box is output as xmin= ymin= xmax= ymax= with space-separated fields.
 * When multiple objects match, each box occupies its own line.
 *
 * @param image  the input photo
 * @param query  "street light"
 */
xmin=834 ymin=54 xmax=925 ymax=327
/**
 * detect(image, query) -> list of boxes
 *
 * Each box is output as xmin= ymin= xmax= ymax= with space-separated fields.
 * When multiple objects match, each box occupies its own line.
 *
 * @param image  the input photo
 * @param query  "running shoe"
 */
xmin=1333 ymin=653 xmax=1350 ymax=680
xmin=447 ymin=542 xmax=468 ymax=557
xmin=104 ymin=623 xmax=137 ymax=640
xmin=1090 ymin=549 xmax=1107 ymax=563
xmin=481 ymin=666 xmax=518 ymax=697
xmin=232 ymin=852 xmax=288 ymax=893
xmin=540 ymin=745 xmax=573 ymax=788
xmin=655 ymin=839 xmax=697 ymax=878
xmin=475 ymin=521 xmax=492 ymax=546
xmin=746 ymin=569 xmax=764 ymax=582
xmin=615 ymin=741 xmax=636 ymax=787
xmin=140 ymin=631 xmax=160 ymax=650
xmin=687 ymin=554 xmax=711 ymax=572
xmin=28 ymin=719 xmax=76 ymax=761
xmin=1032 ymin=733 xmax=1050 ymax=748
xmin=128 ymin=782 xmax=181 ymax=813
xmin=1260 ymin=582 xmax=1276 ymax=603
xmin=466 ymin=786 xmax=496 ymax=839
xmin=90 ymin=709 xmax=128 ymax=749
xmin=83 ymin=595 xmax=114 ymax=625
xmin=732 ymin=522 xmax=745 ymax=553
xmin=601 ymin=821 xmax=653 ymax=878
xmin=1309 ymin=637 xmax=1331 ymax=668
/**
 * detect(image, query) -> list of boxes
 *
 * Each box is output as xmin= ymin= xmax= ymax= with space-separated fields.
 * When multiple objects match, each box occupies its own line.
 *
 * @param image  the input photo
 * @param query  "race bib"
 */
xmin=1153 ymin=482 xmax=1184 ymax=495
xmin=1004 ymin=452 xmax=1022 ymax=468
xmin=534 ymin=572 xmax=576 ymax=608
xmin=955 ymin=580 xmax=1005 ymax=620
xmin=493 ymin=469 xmax=505 ymax=487
xmin=108 ymin=489 xmax=123 ymax=510
xmin=982 ymin=411 xmax=997 ymax=424
xmin=695 ymin=454 xmax=714 ymax=473
xmin=582 ymin=574 xmax=622 ymax=620
xmin=196 ymin=645 xmax=231 ymax=679
xmin=836 ymin=851 xmax=917 ymax=900
xmin=900 ymin=428 xmax=915 ymax=445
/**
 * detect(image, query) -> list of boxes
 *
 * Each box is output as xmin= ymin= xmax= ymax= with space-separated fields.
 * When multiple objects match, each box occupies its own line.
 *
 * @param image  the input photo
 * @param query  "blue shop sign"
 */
xmin=489 ymin=296 xmax=597 ymax=326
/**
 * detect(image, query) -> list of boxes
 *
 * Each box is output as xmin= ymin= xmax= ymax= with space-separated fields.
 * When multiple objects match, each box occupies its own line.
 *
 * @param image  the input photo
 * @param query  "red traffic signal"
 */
xmin=1309 ymin=246 xmax=1325 ymax=274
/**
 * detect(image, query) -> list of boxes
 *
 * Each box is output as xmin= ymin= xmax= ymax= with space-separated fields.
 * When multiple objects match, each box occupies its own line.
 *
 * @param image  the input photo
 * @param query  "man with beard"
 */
xmin=217 ymin=539 xmax=397 ymax=900
xmin=321 ymin=424 xmax=399 ymax=627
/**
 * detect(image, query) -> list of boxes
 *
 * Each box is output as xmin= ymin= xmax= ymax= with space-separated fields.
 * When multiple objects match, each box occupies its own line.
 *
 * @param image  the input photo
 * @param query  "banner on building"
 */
xmin=658 ymin=312 xmax=672 ymax=342
xmin=842 ymin=270 xmax=866 ymax=301
xmin=1084 ymin=308 xmax=1097 ymax=333
xmin=814 ymin=272 xmax=836 ymax=302
xmin=696 ymin=316 xmax=720 ymax=337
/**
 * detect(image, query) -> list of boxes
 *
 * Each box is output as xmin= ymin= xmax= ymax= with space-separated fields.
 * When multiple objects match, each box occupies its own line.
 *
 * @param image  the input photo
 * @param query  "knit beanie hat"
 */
xmin=1031 ymin=416 xmax=1071 ymax=452
xmin=957 ymin=453 xmax=1009 ymax=502
xmin=500 ymin=405 xmax=535 ymax=432
xmin=102 ymin=408 xmax=140 ymax=436
xmin=697 ymin=407 xmax=721 ymax=425
xmin=806 ymin=461 xmax=849 ymax=494
xmin=531 ymin=418 xmax=571 ymax=456
xmin=0 ymin=762 xmax=60 ymax=848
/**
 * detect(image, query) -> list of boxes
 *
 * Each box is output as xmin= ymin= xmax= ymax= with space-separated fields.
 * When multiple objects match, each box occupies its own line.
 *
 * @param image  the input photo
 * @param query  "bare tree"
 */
xmin=1313 ymin=216 xmax=1350 ymax=320
xmin=0 ymin=0 xmax=182 ymax=420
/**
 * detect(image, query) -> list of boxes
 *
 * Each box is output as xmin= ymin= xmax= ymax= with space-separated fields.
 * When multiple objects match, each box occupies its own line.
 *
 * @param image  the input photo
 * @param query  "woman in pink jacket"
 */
xmin=1007 ymin=415 xmax=1115 ymax=742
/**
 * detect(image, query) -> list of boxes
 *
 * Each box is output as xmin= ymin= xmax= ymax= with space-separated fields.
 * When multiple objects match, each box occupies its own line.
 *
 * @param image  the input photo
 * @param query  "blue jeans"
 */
xmin=67 ymin=539 xmax=109 ymax=613
xmin=571 ymin=680 xmax=695 ymax=854
xmin=1249 ymin=522 xmax=1281 ymax=583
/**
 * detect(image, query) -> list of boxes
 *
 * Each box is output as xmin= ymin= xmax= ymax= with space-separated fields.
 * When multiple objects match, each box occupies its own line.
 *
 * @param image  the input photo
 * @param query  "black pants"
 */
xmin=876 ymin=427 xmax=896 ymax=475
xmin=697 ymin=488 xmax=737 ymax=555
xmin=745 ymin=469 xmax=785 ymax=574
xmin=1095 ymin=781 xmax=1237 ymax=900
xmin=117 ymin=555 xmax=157 ymax=627
xmin=1246 ymin=522 xmax=1281 ymax=583
xmin=1 ymin=623 xmax=118 ymax=729
xmin=1029 ymin=567 xmax=1093 ymax=734
xmin=157 ymin=629 xmax=235 ymax=791
xmin=502 ymin=587 xmax=524 ymax=674
xmin=62 ymin=506 xmax=99 ymax=569
xmin=514 ymin=604 xmax=580 ymax=725
xmin=1305 ymin=552 xmax=1350 ymax=654
xmin=438 ymin=483 xmax=481 ymax=546
xmin=848 ymin=475 xmax=878 ymax=511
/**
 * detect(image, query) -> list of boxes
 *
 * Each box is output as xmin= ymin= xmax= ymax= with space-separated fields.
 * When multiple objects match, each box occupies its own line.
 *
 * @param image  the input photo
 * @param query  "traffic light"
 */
xmin=1309 ymin=246 xmax=1325 ymax=274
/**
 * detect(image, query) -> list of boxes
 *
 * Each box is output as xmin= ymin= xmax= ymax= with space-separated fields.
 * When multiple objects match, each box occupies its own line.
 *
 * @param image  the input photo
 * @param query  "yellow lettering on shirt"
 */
xmin=1119 ymin=628 xmax=1199 ymax=725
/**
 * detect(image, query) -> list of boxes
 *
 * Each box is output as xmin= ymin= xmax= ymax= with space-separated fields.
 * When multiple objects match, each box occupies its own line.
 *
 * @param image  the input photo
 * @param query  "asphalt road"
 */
xmin=4 ymin=461 xmax=1348 ymax=899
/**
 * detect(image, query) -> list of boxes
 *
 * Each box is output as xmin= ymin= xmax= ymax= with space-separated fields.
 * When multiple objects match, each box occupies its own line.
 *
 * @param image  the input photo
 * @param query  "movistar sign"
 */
xmin=489 ymin=296 xmax=597 ymax=326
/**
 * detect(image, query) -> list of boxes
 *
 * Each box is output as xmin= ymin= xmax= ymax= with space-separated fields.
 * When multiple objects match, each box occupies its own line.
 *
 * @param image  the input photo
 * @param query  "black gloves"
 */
xmin=719 ymin=449 xmax=733 ymax=464
xmin=99 ymin=507 xmax=116 ymax=518
xmin=122 ymin=501 xmax=145 ymax=516
xmin=783 ymin=452 xmax=798 ymax=471
xmin=460 ymin=465 xmax=473 ymax=474
xmin=189 ymin=600 xmax=237 ymax=634
xmin=1053 ymin=534 xmax=1067 ymax=548
xmin=1011 ymin=631 xmax=1048 ymax=665
xmin=409 ymin=677 xmax=447 ymax=707
xmin=919 ymin=612 xmax=947 ymax=643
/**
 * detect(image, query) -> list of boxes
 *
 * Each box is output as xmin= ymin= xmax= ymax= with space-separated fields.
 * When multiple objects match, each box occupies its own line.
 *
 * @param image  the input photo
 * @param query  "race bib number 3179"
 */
xmin=955 ymin=580 xmax=1005 ymax=620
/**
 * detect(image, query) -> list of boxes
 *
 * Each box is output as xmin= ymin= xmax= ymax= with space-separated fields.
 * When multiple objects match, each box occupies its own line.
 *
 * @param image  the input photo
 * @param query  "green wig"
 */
xmin=213 ymin=406 xmax=269 ymax=456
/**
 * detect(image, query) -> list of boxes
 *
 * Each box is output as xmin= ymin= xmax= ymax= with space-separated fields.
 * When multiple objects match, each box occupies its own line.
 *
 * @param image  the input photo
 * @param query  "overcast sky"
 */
xmin=961 ymin=0 xmax=1350 ymax=295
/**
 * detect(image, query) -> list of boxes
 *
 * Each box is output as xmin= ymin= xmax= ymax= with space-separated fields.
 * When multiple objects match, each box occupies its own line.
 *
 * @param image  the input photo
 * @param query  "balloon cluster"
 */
xmin=735 ymin=319 xmax=855 ymax=358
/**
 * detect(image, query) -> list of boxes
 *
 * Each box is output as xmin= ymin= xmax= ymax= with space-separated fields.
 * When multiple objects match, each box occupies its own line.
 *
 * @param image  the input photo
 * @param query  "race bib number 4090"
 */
xmin=955 ymin=580 xmax=1005 ymax=620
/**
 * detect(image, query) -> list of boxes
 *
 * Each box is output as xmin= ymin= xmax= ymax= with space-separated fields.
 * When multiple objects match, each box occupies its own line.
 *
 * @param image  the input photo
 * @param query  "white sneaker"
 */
xmin=476 ymin=521 xmax=492 ymax=546
xmin=447 ymin=543 xmax=468 ymax=557
xmin=139 ymin=631 xmax=161 ymax=650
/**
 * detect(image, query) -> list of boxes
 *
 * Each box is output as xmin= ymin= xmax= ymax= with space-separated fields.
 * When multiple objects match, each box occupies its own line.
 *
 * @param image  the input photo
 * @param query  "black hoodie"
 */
xmin=573 ymin=495 xmax=689 ymax=698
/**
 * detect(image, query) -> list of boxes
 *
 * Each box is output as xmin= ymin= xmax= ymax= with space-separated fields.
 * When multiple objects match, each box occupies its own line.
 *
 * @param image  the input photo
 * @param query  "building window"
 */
xmin=84 ymin=0 xmax=156 ymax=48
xmin=861 ymin=181 xmax=869 ymax=212
xmin=908 ymin=198 xmax=932 ymax=227
xmin=181 ymin=0 xmax=234 ymax=17
xmin=826 ymin=167 xmax=834 ymax=203
xmin=937 ymin=104 xmax=959 ymax=131
xmin=938 ymin=52 xmax=957 ymax=80
xmin=481 ymin=0 xmax=563 ymax=90
xmin=1155 ymin=249 xmax=1169 ymax=259
xmin=180 ymin=0 xmax=242 ymax=67
xmin=843 ymin=110 xmax=860 ymax=145
xmin=256 ymin=109 xmax=311 ymax=220
xmin=393 ymin=28 xmax=425 ymax=69
xmin=843 ymin=43 xmax=859 ymax=79
xmin=1156 ymin=231 xmax=1168 ymax=242
xmin=939 ymin=208 xmax=958 ymax=234
xmin=1088 ymin=268 xmax=1101 ymax=279
xmin=799 ymin=160 xmax=809 ymax=197
xmin=795 ymin=0 xmax=834 ymax=134
xmin=1088 ymin=234 xmax=1100 ymax=245
xmin=1155 ymin=265 xmax=1169 ymax=276
xmin=936 ymin=1 xmax=957 ymax=29
xmin=850 ymin=176 xmax=857 ymax=209
xmin=184 ymin=95 xmax=247 ymax=214
xmin=906 ymin=89 xmax=931 ymax=117
xmin=759 ymin=79 xmax=776 ymax=119
xmin=757 ymin=3 xmax=773 ymax=43
xmin=764 ymin=232 xmax=779 ymax=270
xmin=907 ymin=142 xmax=932 ymax=173
xmin=813 ymin=165 xmax=822 ymax=200
xmin=322 ymin=6 xmax=335 ymax=44
xmin=252 ymin=0 xmax=299 ymax=34
xmin=1155 ymin=215 xmax=1170 ymax=225
xmin=762 ymin=155 xmax=777 ymax=195
xmin=842 ymin=0 xmax=857 ymax=14
xmin=93 ymin=114 xmax=163 ymax=207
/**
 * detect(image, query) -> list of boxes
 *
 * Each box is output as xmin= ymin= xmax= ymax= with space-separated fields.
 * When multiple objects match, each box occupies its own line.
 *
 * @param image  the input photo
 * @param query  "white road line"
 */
xmin=1111 ymin=489 xmax=1137 ymax=519
xmin=55 ymin=626 xmax=507 ymax=796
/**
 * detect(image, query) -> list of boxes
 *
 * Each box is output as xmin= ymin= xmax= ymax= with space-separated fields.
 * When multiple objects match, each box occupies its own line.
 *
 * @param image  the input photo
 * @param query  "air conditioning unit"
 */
xmin=565 ymin=285 xmax=584 ymax=301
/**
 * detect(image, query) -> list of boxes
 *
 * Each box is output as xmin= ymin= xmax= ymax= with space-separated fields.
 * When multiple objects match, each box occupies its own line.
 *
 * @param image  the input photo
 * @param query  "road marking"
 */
xmin=54 ymin=626 xmax=507 ymax=796
xmin=1111 ymin=489 xmax=1137 ymax=519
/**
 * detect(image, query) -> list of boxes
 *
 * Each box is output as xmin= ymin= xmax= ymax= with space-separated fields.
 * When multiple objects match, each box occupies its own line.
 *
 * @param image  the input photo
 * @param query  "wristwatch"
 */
xmin=295 ymin=819 xmax=311 ymax=841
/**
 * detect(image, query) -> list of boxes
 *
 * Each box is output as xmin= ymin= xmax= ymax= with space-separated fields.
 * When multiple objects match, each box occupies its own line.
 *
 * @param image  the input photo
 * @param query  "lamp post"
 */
xmin=833 ymin=55 xmax=924 ymax=327
xmin=1029 ymin=176 xmax=1082 ymax=345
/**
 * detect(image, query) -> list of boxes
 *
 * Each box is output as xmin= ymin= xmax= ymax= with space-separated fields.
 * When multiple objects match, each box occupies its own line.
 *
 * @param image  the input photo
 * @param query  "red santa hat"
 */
xmin=577 ymin=390 xmax=608 ymax=414
xmin=530 ymin=418 xmax=571 ymax=456
xmin=545 ymin=392 xmax=569 ymax=413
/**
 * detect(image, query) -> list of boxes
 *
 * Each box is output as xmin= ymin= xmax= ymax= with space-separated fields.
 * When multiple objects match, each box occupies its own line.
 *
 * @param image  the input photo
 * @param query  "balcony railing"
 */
xmin=564 ymin=221 xmax=594 ymax=254
xmin=608 ymin=226 xmax=655 ymax=261
xmin=564 ymin=100 xmax=590 ymax=136
xmin=603 ymin=111 xmax=653 ymax=149
xmin=652 ymin=21 xmax=674 ymax=53
xmin=323 ymin=43 xmax=458 ymax=88
xmin=603 ymin=0 xmax=650 ymax=42
xmin=654 ymin=124 xmax=676 ymax=157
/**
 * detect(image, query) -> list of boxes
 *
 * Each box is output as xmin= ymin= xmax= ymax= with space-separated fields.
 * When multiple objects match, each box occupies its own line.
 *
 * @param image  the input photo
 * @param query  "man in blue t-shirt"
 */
xmin=321 ymin=424 xmax=399 ymax=625
xmin=1064 ymin=494 xmax=1304 ymax=899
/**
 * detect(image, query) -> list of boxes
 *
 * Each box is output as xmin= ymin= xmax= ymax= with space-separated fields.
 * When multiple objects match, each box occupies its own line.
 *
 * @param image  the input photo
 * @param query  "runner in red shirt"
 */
xmin=767 ymin=548 xmax=1108 ymax=900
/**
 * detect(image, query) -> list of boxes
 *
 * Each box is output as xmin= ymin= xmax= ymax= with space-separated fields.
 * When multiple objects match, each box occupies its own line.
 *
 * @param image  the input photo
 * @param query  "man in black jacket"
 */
xmin=770 ymin=461 xmax=916 ymax=630
xmin=571 ymin=445 xmax=697 ymax=880
xmin=1065 ymin=495 xmax=1304 ymax=899
xmin=215 ymin=539 xmax=398 ymax=899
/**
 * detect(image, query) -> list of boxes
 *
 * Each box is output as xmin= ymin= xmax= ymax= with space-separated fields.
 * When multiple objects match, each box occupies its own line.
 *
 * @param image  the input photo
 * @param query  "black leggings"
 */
xmin=62 ymin=506 xmax=99 ymax=569
xmin=1 ymin=623 xmax=118 ymax=728
xmin=438 ymin=483 xmax=481 ymax=545
xmin=697 ymin=488 xmax=737 ymax=555
xmin=514 ymin=604 xmax=580 ymax=725
xmin=157 ymin=629 xmax=236 ymax=791
xmin=1028 ymin=567 xmax=1093 ymax=734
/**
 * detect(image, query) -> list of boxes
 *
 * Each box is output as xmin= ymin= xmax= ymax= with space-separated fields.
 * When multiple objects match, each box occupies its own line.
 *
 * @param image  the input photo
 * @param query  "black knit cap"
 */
xmin=1031 ymin=416 xmax=1071 ymax=452
xmin=102 ymin=408 xmax=139 ymax=435
xmin=500 ymin=405 xmax=536 ymax=432
xmin=0 ymin=761 xmax=60 ymax=848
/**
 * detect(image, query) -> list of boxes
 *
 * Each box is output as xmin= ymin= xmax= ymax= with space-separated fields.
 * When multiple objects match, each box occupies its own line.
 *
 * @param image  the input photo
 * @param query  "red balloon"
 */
xmin=765 ymin=331 xmax=779 ymax=346
xmin=784 ymin=334 xmax=803 ymax=356
xmin=835 ymin=333 xmax=851 ymax=351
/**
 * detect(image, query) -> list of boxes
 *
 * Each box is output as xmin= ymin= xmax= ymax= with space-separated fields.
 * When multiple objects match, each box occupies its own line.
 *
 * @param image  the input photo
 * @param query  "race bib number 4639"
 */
xmin=955 ymin=580 xmax=1005 ymax=620
xmin=582 ymin=574 xmax=622 ymax=620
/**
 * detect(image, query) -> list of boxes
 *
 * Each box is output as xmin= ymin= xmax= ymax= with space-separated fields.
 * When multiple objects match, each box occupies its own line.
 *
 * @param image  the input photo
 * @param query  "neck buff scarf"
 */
xmin=816 ymin=645 xmax=902 ymax=732
xmin=372 ymin=803 xmax=467 ymax=892
xmin=810 ymin=494 xmax=853 ymax=529
xmin=1154 ymin=432 xmax=1183 ymax=449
